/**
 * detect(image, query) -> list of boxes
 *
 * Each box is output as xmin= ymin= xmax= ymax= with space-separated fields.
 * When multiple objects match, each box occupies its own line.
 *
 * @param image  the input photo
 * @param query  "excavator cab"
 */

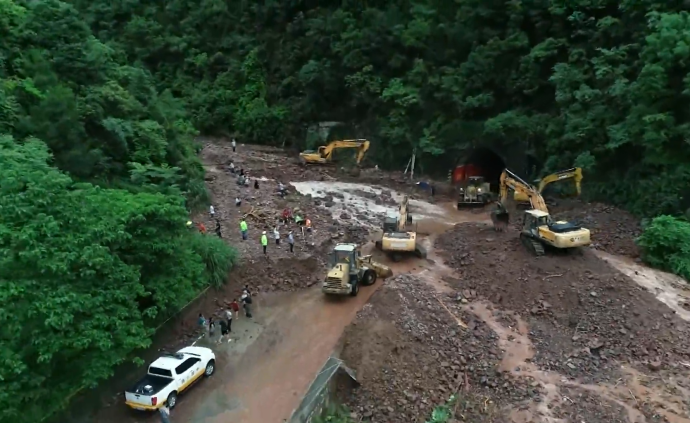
xmin=523 ymin=210 xmax=551 ymax=232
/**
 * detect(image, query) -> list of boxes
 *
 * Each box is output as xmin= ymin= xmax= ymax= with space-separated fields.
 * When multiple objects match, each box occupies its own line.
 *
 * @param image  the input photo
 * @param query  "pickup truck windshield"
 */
xmin=148 ymin=367 xmax=173 ymax=378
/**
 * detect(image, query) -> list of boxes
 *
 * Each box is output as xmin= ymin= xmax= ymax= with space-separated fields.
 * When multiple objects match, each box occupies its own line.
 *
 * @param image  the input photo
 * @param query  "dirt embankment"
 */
xmin=338 ymin=209 xmax=690 ymax=423
xmin=551 ymin=200 xmax=642 ymax=258
xmin=339 ymin=275 xmax=533 ymax=423
xmin=435 ymin=224 xmax=690 ymax=374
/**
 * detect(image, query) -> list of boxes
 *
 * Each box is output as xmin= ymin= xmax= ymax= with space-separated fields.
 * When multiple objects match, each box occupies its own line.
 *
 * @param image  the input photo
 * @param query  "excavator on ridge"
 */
xmin=513 ymin=167 xmax=583 ymax=205
xmin=376 ymin=195 xmax=426 ymax=261
xmin=299 ymin=139 xmax=370 ymax=166
xmin=492 ymin=169 xmax=591 ymax=256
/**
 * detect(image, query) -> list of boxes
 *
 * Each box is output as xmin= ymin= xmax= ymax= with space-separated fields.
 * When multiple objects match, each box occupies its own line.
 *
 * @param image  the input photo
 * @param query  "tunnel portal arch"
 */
xmin=464 ymin=147 xmax=506 ymax=188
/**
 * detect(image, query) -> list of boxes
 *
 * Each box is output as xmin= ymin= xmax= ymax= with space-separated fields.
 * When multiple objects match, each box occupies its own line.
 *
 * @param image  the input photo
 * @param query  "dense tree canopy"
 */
xmin=72 ymin=0 xmax=690 ymax=217
xmin=0 ymin=1 xmax=235 ymax=421
xmin=2 ymin=0 xmax=690 ymax=420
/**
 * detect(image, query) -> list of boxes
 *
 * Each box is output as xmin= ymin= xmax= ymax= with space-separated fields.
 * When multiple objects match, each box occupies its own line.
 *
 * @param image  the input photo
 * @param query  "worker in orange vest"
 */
xmin=305 ymin=218 xmax=312 ymax=233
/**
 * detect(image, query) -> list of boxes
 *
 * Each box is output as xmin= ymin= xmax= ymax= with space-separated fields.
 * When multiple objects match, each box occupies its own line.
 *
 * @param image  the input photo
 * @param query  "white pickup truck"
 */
xmin=124 ymin=346 xmax=216 ymax=411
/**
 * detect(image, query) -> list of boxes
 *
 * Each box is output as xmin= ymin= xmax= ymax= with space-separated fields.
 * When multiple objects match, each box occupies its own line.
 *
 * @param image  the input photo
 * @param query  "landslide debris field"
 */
xmin=338 ymin=223 xmax=690 ymax=423
xmin=89 ymin=140 xmax=689 ymax=423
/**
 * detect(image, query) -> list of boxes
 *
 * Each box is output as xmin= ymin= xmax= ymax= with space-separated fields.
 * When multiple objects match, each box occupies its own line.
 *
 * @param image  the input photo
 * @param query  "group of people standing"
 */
xmin=197 ymin=285 xmax=254 ymax=344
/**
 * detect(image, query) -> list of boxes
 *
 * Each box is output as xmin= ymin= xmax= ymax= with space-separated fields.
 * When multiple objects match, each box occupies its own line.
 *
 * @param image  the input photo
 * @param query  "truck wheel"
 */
xmin=166 ymin=392 xmax=178 ymax=409
xmin=361 ymin=269 xmax=377 ymax=286
xmin=205 ymin=359 xmax=215 ymax=377
xmin=350 ymin=282 xmax=359 ymax=297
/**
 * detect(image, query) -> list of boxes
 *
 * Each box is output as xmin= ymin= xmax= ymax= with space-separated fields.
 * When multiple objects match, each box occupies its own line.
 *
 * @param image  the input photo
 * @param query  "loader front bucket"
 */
xmin=457 ymin=200 xmax=486 ymax=209
xmin=360 ymin=255 xmax=393 ymax=279
xmin=370 ymin=260 xmax=393 ymax=279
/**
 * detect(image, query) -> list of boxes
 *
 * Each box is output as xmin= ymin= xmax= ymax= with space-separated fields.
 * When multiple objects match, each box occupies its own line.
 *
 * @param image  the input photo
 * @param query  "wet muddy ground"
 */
xmin=59 ymin=140 xmax=690 ymax=423
xmin=338 ymin=219 xmax=690 ymax=423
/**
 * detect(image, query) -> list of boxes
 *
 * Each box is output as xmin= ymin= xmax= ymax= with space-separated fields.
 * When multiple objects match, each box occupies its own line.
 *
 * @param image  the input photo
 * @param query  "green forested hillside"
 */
xmin=0 ymin=1 xmax=235 ymax=421
xmin=2 ymin=0 xmax=690 ymax=421
xmin=72 ymin=0 xmax=690 ymax=217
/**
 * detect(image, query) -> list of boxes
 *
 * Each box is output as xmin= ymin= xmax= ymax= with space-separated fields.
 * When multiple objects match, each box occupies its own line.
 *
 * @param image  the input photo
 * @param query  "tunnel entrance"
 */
xmin=464 ymin=148 xmax=506 ymax=189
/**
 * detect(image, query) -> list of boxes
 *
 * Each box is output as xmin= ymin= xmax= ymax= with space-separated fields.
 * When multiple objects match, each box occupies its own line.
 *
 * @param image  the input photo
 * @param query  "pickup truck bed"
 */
xmin=129 ymin=374 xmax=172 ymax=396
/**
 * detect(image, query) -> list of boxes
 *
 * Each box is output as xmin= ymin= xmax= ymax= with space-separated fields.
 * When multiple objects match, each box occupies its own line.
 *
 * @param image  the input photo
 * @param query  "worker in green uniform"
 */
xmin=240 ymin=218 xmax=248 ymax=240
xmin=260 ymin=231 xmax=268 ymax=256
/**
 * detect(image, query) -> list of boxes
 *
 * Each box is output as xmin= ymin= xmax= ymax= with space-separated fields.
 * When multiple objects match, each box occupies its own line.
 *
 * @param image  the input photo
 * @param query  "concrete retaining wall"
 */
xmin=288 ymin=356 xmax=358 ymax=423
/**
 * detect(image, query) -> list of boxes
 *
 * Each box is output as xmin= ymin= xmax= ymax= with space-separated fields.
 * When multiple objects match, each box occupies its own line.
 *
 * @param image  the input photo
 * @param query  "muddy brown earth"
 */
xmin=551 ymin=200 xmax=642 ymax=258
xmin=75 ymin=140 xmax=433 ymax=423
xmin=62 ymin=139 xmax=686 ymax=423
xmin=338 ymin=219 xmax=690 ymax=423
xmin=338 ymin=275 xmax=535 ymax=423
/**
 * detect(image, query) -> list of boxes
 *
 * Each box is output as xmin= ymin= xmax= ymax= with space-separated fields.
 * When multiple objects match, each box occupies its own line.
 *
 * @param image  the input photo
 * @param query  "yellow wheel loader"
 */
xmin=457 ymin=176 xmax=492 ymax=208
xmin=493 ymin=169 xmax=591 ymax=256
xmin=513 ymin=167 xmax=583 ymax=205
xmin=299 ymin=139 xmax=370 ymax=166
xmin=375 ymin=196 xmax=427 ymax=261
xmin=322 ymin=243 xmax=393 ymax=296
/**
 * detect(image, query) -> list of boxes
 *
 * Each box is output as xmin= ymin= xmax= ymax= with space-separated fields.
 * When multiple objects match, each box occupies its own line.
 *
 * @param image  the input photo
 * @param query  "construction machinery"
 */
xmin=376 ymin=196 xmax=426 ymax=261
xmin=457 ymin=176 xmax=492 ymax=208
xmin=492 ymin=169 xmax=591 ymax=256
xmin=322 ymin=243 xmax=393 ymax=296
xmin=514 ymin=167 xmax=583 ymax=204
xmin=299 ymin=139 xmax=370 ymax=166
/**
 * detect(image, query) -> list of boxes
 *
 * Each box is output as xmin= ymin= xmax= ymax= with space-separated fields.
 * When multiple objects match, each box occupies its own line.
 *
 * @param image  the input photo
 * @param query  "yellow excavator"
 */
xmin=492 ymin=169 xmax=591 ymax=256
xmin=514 ymin=167 xmax=583 ymax=204
xmin=376 ymin=196 xmax=426 ymax=261
xmin=299 ymin=139 xmax=370 ymax=165
xmin=322 ymin=243 xmax=392 ymax=296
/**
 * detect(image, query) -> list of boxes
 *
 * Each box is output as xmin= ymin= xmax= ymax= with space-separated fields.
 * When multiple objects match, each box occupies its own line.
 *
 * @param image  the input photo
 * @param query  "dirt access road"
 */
xmin=80 ymin=141 xmax=465 ymax=423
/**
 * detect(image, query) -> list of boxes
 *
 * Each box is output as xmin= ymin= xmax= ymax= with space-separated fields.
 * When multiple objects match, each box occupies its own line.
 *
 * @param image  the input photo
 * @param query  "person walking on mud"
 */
xmin=241 ymin=292 xmax=253 ymax=318
xmin=225 ymin=306 xmax=234 ymax=332
xmin=273 ymin=226 xmax=281 ymax=248
xmin=240 ymin=218 xmax=248 ymax=241
xmin=230 ymin=298 xmax=240 ymax=319
xmin=232 ymin=138 xmax=237 ymax=152
xmin=261 ymin=231 xmax=268 ymax=256
xmin=215 ymin=219 xmax=222 ymax=238
xmin=159 ymin=403 xmax=171 ymax=423
xmin=218 ymin=318 xmax=230 ymax=344
xmin=288 ymin=230 xmax=295 ymax=253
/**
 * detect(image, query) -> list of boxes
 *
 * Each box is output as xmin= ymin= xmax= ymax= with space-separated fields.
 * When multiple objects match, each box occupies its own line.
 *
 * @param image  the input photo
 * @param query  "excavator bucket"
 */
xmin=490 ymin=204 xmax=509 ymax=231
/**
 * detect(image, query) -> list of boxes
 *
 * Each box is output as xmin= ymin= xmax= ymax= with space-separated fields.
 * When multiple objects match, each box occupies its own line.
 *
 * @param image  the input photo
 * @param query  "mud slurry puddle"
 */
xmin=291 ymin=180 xmax=483 ymax=228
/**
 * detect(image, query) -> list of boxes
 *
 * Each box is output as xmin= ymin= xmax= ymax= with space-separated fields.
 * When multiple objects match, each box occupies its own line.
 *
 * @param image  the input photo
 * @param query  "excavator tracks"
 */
xmin=520 ymin=234 xmax=545 ymax=256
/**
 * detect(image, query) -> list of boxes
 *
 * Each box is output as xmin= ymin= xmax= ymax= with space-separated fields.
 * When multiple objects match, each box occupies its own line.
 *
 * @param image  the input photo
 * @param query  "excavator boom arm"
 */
xmin=321 ymin=139 xmax=370 ymax=163
xmin=499 ymin=169 xmax=549 ymax=213
xmin=397 ymin=196 xmax=409 ymax=232
xmin=537 ymin=167 xmax=582 ymax=195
